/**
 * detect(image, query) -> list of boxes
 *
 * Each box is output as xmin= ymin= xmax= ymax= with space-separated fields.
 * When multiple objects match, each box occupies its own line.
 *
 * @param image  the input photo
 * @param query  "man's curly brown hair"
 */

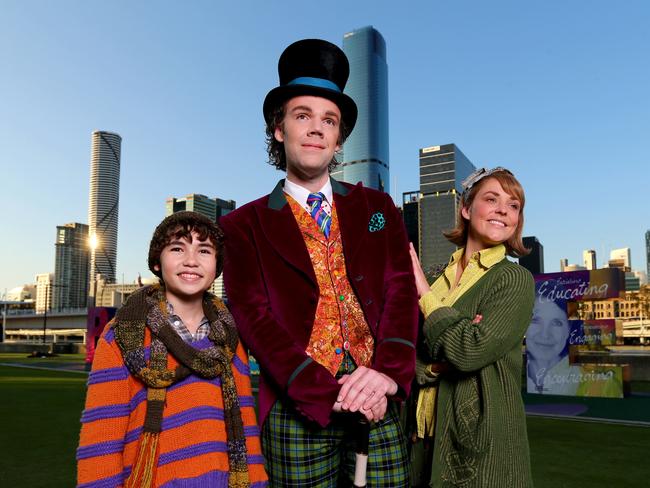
xmin=148 ymin=211 xmax=225 ymax=281
xmin=265 ymin=102 xmax=349 ymax=172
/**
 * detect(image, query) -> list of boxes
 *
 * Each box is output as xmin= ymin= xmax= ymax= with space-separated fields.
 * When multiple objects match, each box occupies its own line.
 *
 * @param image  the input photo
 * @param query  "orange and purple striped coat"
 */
xmin=77 ymin=324 xmax=268 ymax=487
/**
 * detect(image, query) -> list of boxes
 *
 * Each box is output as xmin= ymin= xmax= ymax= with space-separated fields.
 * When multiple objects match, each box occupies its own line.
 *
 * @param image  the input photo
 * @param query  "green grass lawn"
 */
xmin=0 ymin=365 xmax=86 ymax=487
xmin=528 ymin=417 xmax=648 ymax=488
xmin=1 ymin=358 xmax=648 ymax=487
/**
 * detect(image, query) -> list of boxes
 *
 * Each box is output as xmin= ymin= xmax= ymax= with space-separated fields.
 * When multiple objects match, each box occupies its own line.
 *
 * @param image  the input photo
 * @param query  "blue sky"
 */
xmin=2 ymin=0 xmax=649 ymax=293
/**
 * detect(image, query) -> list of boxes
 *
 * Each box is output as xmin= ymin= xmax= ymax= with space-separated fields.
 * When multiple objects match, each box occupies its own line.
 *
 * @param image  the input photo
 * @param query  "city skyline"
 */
xmin=2 ymin=1 xmax=649 ymax=292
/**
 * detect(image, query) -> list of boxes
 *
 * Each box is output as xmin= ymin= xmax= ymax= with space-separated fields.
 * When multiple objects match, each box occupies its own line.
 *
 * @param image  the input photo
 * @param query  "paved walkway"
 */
xmin=0 ymin=361 xmax=88 ymax=374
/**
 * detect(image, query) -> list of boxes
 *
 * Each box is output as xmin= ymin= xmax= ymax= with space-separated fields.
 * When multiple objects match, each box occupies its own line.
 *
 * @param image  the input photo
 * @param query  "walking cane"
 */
xmin=353 ymin=415 xmax=371 ymax=488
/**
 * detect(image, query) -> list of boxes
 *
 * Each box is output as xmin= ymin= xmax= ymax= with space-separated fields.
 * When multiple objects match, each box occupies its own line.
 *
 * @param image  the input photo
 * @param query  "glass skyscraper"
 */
xmin=331 ymin=26 xmax=389 ymax=192
xmin=88 ymin=130 xmax=121 ymax=288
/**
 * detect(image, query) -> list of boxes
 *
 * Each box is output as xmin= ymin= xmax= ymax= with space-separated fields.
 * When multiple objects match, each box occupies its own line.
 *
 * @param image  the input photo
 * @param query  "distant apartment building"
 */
xmin=95 ymin=277 xmax=156 ymax=308
xmin=634 ymin=270 xmax=648 ymax=286
xmin=7 ymin=285 xmax=35 ymax=302
xmin=646 ymin=230 xmax=650 ymax=278
xmin=579 ymin=292 xmax=644 ymax=320
xmin=166 ymin=194 xmax=236 ymax=223
xmin=519 ymin=236 xmax=544 ymax=275
xmin=583 ymin=249 xmax=597 ymax=270
xmin=402 ymin=191 xmax=420 ymax=255
xmin=210 ymin=277 xmax=226 ymax=301
xmin=35 ymin=273 xmax=53 ymax=313
xmin=564 ymin=264 xmax=587 ymax=272
xmin=560 ymin=258 xmax=569 ymax=271
xmin=645 ymin=230 xmax=650 ymax=279
xmin=625 ymin=272 xmax=641 ymax=291
xmin=609 ymin=247 xmax=631 ymax=271
xmin=53 ymin=223 xmax=89 ymax=310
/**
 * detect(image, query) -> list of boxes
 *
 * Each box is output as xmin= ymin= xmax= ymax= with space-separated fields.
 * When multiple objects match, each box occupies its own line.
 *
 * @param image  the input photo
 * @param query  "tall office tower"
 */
xmin=417 ymin=144 xmax=476 ymax=271
xmin=166 ymin=195 xmax=236 ymax=300
xmin=609 ymin=247 xmax=631 ymax=271
xmin=53 ymin=223 xmax=90 ymax=310
xmin=583 ymin=249 xmax=597 ymax=270
xmin=519 ymin=236 xmax=544 ymax=275
xmin=331 ymin=26 xmax=389 ymax=191
xmin=560 ymin=258 xmax=568 ymax=271
xmin=166 ymin=194 xmax=236 ymax=223
xmin=646 ymin=230 xmax=650 ymax=277
xmin=88 ymin=130 xmax=122 ymax=291
xmin=35 ymin=273 xmax=53 ymax=313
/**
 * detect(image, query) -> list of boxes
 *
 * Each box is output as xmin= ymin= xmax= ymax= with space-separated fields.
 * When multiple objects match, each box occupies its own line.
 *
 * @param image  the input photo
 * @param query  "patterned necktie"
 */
xmin=307 ymin=192 xmax=331 ymax=238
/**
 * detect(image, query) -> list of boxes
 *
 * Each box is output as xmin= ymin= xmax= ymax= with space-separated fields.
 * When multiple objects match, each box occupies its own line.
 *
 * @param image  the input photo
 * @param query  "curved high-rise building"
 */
xmin=332 ymin=26 xmax=389 ymax=192
xmin=88 ymin=130 xmax=121 ymax=287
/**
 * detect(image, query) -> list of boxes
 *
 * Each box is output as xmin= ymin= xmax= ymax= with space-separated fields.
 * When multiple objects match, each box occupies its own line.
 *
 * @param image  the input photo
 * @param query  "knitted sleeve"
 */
xmin=231 ymin=342 xmax=268 ymax=484
xmin=77 ymin=330 xmax=131 ymax=488
xmin=422 ymin=264 xmax=534 ymax=372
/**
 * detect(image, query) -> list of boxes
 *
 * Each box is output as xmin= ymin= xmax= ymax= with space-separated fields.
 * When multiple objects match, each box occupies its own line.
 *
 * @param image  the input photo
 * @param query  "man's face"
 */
xmin=154 ymin=231 xmax=217 ymax=303
xmin=274 ymin=95 xmax=341 ymax=182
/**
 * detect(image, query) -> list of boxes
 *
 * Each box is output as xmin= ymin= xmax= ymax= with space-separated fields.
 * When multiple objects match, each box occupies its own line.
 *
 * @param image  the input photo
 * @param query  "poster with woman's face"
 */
xmin=527 ymin=299 xmax=570 ymax=364
xmin=525 ymin=269 xmax=625 ymax=398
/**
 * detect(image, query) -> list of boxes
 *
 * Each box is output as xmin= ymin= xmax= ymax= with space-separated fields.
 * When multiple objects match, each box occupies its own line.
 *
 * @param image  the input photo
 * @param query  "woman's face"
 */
xmin=527 ymin=300 xmax=570 ymax=362
xmin=461 ymin=178 xmax=520 ymax=251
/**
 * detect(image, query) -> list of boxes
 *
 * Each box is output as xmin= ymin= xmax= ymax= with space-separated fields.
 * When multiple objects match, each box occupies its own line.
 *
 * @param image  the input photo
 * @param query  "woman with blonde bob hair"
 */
xmin=407 ymin=167 xmax=535 ymax=487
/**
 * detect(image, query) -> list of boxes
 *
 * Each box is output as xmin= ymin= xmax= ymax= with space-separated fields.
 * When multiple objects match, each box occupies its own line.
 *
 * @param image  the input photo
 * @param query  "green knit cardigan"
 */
xmin=413 ymin=258 xmax=535 ymax=487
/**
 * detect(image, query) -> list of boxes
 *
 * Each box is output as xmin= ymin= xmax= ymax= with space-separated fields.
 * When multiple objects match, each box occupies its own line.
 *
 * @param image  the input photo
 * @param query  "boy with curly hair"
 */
xmin=77 ymin=211 xmax=267 ymax=487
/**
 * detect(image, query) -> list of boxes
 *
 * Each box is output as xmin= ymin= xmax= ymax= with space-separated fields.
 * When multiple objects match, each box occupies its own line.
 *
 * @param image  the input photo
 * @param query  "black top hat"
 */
xmin=263 ymin=39 xmax=358 ymax=137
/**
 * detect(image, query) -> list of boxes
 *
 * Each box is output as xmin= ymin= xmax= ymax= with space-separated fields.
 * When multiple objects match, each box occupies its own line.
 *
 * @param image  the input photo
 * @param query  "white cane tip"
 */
xmin=353 ymin=454 xmax=368 ymax=487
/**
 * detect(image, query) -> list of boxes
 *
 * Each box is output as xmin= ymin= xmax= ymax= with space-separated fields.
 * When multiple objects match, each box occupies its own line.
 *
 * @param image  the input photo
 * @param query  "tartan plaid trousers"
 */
xmin=262 ymin=397 xmax=409 ymax=487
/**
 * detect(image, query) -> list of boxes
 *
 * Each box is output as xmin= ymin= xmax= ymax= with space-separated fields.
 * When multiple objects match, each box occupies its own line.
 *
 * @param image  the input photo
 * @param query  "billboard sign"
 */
xmin=525 ymin=268 xmax=626 ymax=397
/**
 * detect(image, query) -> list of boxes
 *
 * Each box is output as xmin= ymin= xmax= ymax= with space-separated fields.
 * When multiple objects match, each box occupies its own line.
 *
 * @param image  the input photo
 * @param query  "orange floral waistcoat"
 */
xmin=286 ymin=194 xmax=374 ymax=375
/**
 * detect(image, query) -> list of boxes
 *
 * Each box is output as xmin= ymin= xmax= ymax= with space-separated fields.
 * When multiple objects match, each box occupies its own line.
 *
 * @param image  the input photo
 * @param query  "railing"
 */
xmin=4 ymin=308 xmax=88 ymax=317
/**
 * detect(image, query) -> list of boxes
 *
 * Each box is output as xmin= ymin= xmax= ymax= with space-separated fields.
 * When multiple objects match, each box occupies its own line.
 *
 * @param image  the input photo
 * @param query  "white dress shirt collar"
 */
xmin=283 ymin=178 xmax=333 ymax=213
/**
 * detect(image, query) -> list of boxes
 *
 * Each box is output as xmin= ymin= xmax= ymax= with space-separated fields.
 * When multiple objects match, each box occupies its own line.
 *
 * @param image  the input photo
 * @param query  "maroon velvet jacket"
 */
xmin=221 ymin=178 xmax=418 ymax=428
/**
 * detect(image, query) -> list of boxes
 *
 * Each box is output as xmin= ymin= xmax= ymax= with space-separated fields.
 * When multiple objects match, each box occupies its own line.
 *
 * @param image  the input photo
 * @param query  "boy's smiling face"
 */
xmin=154 ymin=231 xmax=217 ymax=303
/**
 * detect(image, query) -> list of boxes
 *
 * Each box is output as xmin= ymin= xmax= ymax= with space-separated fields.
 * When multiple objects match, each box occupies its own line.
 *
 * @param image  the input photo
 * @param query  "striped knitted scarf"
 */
xmin=113 ymin=284 xmax=250 ymax=488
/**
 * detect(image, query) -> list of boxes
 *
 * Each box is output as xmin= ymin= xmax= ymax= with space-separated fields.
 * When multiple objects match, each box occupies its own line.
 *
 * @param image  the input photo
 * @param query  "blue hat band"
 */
xmin=287 ymin=77 xmax=341 ymax=93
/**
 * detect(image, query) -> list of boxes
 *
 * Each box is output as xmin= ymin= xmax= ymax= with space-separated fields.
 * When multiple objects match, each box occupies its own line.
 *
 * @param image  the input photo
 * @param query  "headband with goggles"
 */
xmin=461 ymin=167 xmax=513 ymax=194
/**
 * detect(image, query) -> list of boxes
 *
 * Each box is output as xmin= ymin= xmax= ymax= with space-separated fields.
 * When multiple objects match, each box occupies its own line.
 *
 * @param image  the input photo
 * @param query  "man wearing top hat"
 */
xmin=221 ymin=38 xmax=417 ymax=486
